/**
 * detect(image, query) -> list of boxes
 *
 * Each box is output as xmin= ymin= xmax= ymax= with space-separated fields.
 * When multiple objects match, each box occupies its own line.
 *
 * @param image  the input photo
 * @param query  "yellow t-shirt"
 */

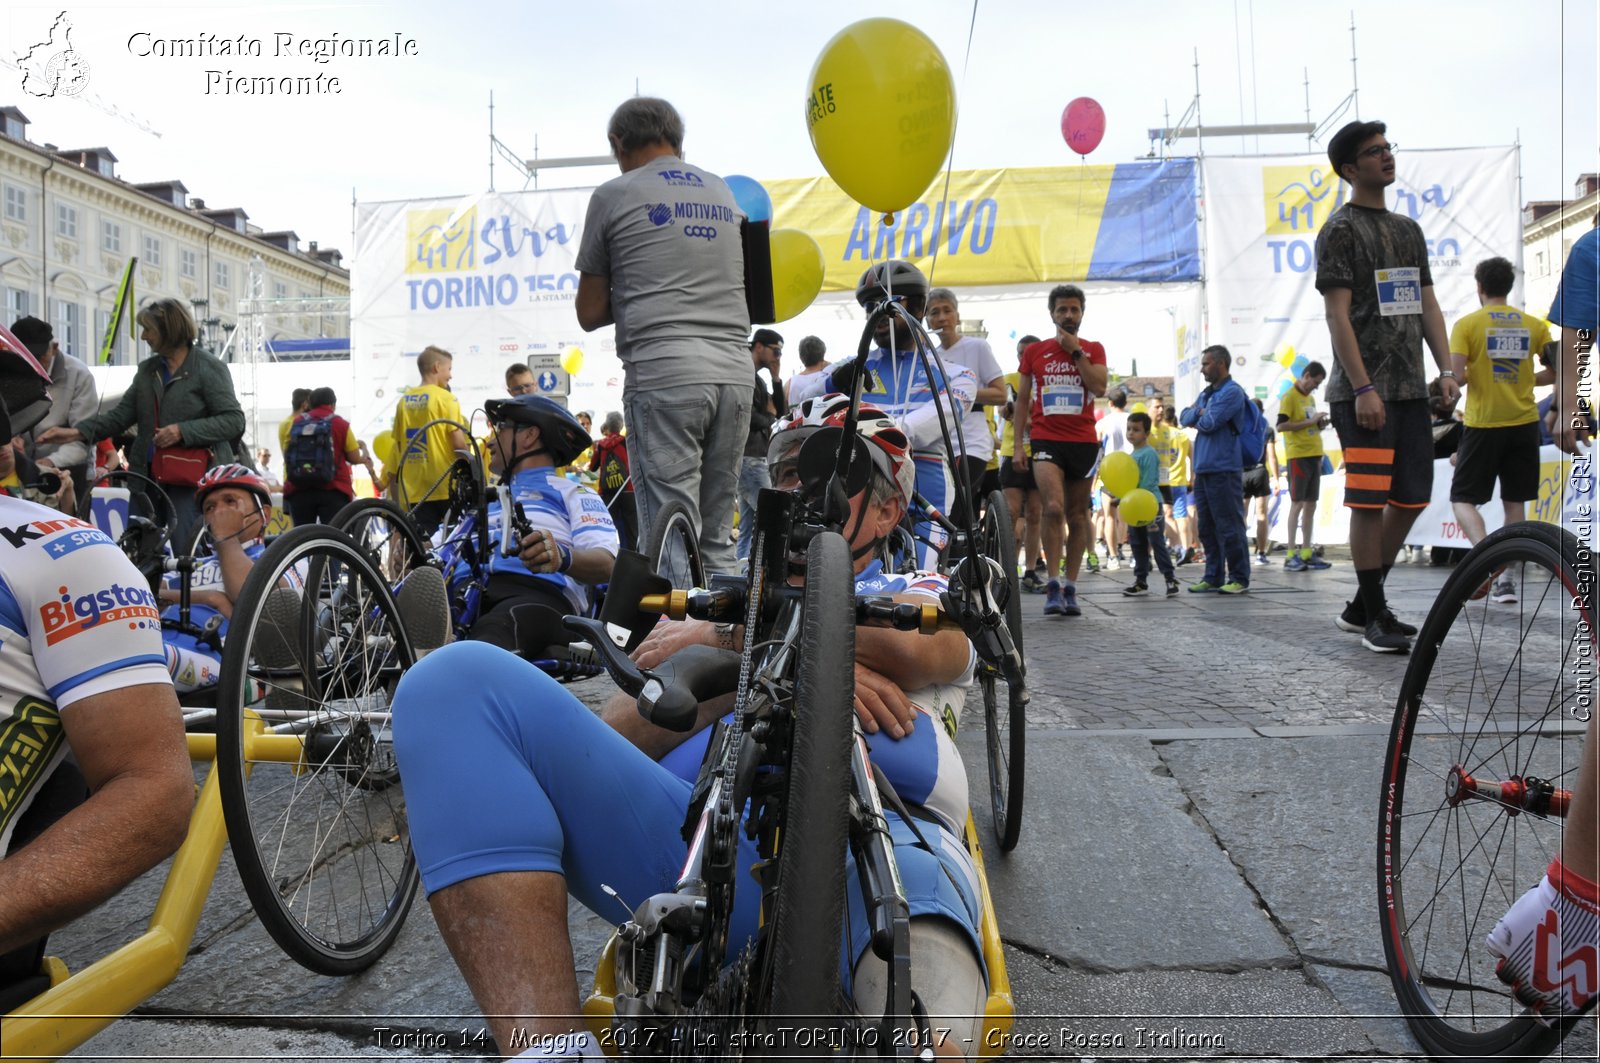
xmin=999 ymin=373 xmax=1020 ymax=459
xmin=391 ymin=384 xmax=464 ymax=504
xmin=1168 ymin=429 xmax=1193 ymax=488
xmin=1277 ymin=385 xmax=1325 ymax=460
xmin=1451 ymin=304 xmax=1551 ymax=428
xmin=1148 ymin=423 xmax=1176 ymax=486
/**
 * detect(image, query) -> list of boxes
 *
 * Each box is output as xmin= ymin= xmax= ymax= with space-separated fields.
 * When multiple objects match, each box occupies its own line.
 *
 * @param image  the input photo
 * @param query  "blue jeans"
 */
xmin=624 ymin=384 xmax=751 ymax=577
xmin=1194 ymin=470 xmax=1249 ymax=586
xmin=1128 ymin=512 xmax=1175 ymax=583
xmin=736 ymin=456 xmax=770 ymax=560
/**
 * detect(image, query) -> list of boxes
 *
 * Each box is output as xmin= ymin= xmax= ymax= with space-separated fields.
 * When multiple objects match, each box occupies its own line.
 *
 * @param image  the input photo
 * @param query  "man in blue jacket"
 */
xmin=1180 ymin=345 xmax=1251 ymax=593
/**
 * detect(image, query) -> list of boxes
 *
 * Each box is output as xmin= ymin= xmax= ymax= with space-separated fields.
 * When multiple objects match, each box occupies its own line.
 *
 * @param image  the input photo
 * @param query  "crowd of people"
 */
xmin=0 ymin=99 xmax=1595 ymax=1060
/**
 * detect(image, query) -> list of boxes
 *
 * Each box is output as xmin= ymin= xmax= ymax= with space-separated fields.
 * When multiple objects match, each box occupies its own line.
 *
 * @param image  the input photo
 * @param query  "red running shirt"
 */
xmin=1019 ymin=338 xmax=1106 ymax=444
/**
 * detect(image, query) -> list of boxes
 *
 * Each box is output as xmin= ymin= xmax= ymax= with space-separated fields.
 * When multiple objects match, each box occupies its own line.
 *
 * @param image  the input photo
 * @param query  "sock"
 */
xmin=1381 ymin=562 xmax=1392 ymax=582
xmin=1356 ymin=568 xmax=1386 ymax=620
xmin=1550 ymin=855 xmax=1600 ymax=905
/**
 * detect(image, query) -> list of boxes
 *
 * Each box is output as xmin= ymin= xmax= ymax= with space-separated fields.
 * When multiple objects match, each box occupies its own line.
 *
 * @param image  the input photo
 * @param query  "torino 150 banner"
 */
xmin=1198 ymin=147 xmax=1520 ymax=417
xmin=350 ymin=190 xmax=626 ymax=443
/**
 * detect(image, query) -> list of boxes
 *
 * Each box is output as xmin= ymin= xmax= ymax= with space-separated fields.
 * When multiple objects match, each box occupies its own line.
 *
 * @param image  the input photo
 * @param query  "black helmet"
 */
xmin=484 ymin=394 xmax=592 ymax=466
xmin=854 ymin=259 xmax=929 ymax=311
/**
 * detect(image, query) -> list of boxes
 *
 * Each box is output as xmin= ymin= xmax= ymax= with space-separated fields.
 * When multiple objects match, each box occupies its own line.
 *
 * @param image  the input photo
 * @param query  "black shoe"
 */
xmin=1122 ymin=581 xmax=1149 ymax=597
xmin=1339 ymin=600 xmax=1417 ymax=637
xmin=1363 ymin=609 xmax=1413 ymax=654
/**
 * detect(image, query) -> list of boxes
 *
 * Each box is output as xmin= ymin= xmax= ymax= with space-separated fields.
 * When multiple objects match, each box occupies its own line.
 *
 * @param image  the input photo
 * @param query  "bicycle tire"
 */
xmin=642 ymin=499 xmax=705 ymax=589
xmin=1379 ymin=521 xmax=1594 ymax=1059
xmin=217 ymin=524 xmax=420 ymax=975
xmin=980 ymin=488 xmax=1026 ymax=852
xmin=332 ymin=496 xmax=430 ymax=585
xmin=758 ymin=529 xmax=855 ymax=1026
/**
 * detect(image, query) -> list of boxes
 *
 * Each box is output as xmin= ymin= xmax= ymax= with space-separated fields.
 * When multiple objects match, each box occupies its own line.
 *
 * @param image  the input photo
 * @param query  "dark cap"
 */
xmin=8 ymin=316 xmax=51 ymax=358
xmin=751 ymin=328 xmax=784 ymax=348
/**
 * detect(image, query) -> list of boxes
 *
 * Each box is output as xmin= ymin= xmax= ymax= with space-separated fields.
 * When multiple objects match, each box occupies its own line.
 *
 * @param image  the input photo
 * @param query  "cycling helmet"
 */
xmin=483 ymin=394 xmax=592 ymax=466
xmin=854 ymin=259 xmax=930 ymax=312
xmin=195 ymin=463 xmax=273 ymax=509
xmin=768 ymin=394 xmax=914 ymax=505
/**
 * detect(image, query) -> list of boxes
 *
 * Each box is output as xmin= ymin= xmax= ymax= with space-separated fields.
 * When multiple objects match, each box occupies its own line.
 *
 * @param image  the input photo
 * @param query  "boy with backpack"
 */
xmin=283 ymin=386 xmax=375 ymax=526
xmin=1179 ymin=344 xmax=1260 ymax=594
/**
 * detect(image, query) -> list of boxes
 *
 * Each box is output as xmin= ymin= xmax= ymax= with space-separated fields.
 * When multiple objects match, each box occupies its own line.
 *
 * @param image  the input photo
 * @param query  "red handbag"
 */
xmin=150 ymin=389 xmax=210 ymax=487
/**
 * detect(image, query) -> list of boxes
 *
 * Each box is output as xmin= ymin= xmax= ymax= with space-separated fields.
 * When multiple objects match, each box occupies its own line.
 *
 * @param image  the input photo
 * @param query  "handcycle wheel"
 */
xmin=643 ymin=499 xmax=704 ymax=589
xmin=333 ymin=496 xmax=431 ymax=586
xmin=979 ymin=488 xmax=1026 ymax=852
xmin=217 ymin=524 xmax=420 ymax=975
xmin=1378 ymin=522 xmax=1595 ymax=1058
xmin=755 ymin=529 xmax=855 ymax=1023
xmin=77 ymin=469 xmax=174 ymax=580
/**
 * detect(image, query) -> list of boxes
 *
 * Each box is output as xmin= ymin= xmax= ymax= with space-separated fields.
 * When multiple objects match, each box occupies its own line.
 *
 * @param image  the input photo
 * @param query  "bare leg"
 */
xmin=1285 ymin=500 xmax=1303 ymax=554
xmin=1452 ymin=500 xmax=1489 ymax=546
xmin=1564 ymin=712 xmax=1600 ymax=881
xmin=429 ymin=872 xmax=584 ymax=1057
xmin=1379 ymin=504 xmax=1426 ymax=565
xmin=1023 ymin=490 xmax=1042 ymax=567
xmin=1298 ymin=499 xmax=1314 ymax=553
xmin=1034 ymin=464 xmax=1066 ymax=579
xmin=1062 ymin=478 xmax=1094 ymax=584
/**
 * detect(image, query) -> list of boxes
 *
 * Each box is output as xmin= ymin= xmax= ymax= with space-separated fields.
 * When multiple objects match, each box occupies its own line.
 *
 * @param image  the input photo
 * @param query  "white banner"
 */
xmin=1195 ymin=147 xmax=1521 ymax=424
xmin=349 ymin=190 xmax=628 ymax=443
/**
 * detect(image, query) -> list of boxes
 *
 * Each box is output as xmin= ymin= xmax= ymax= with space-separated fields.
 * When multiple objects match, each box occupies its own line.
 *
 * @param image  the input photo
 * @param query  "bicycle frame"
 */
xmin=1 ymin=716 xmax=309 ymax=1061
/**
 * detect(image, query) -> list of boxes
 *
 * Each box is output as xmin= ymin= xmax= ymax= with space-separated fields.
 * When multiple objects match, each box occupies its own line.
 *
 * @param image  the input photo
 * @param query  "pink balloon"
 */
xmin=1061 ymin=97 xmax=1106 ymax=156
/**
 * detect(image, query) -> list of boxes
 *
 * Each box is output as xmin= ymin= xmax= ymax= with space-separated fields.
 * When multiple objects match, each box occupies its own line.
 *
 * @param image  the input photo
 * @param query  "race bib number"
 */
xmin=1486 ymin=327 xmax=1532 ymax=361
xmin=1041 ymin=384 xmax=1084 ymax=416
xmin=1375 ymin=267 xmax=1422 ymax=316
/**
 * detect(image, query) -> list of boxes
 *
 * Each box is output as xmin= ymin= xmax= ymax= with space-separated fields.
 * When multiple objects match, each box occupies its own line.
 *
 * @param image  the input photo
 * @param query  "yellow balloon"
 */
xmin=561 ymin=346 xmax=584 ymax=376
xmin=807 ymin=18 xmax=957 ymax=215
xmin=770 ymin=228 xmax=825 ymax=322
xmin=1121 ymin=488 xmax=1159 ymax=527
xmin=1099 ymin=451 xmax=1139 ymax=498
xmin=1130 ymin=402 xmax=1148 ymax=414
xmin=372 ymin=430 xmax=397 ymax=469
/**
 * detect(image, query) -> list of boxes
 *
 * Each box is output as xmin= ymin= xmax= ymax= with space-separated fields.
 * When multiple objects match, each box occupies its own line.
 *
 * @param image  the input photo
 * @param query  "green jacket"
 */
xmin=76 ymin=346 xmax=245 ymax=474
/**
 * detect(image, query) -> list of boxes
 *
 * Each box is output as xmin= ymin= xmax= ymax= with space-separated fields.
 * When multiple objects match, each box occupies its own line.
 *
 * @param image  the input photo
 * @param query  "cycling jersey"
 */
xmin=159 ymin=540 xmax=306 ymax=692
xmin=453 ymin=467 xmax=620 ymax=615
xmin=0 ymin=496 xmax=171 ymax=856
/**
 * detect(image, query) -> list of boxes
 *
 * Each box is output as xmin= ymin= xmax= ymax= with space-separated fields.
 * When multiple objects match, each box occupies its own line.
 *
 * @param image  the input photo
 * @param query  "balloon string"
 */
xmin=925 ymin=0 xmax=980 ymax=288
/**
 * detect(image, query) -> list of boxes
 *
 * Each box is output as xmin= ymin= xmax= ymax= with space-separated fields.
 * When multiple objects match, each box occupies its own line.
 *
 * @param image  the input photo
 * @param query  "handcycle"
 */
xmin=575 ymin=295 xmax=1020 ymax=1058
xmin=1378 ymin=520 xmax=1599 ymax=1060
xmin=2 ymin=520 xmax=420 ymax=1060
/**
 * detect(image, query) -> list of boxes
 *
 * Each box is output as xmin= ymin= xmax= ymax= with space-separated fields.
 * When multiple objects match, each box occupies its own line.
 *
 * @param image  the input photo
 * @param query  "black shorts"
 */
xmin=1030 ymin=440 xmax=1100 ymax=482
xmin=1450 ymin=422 xmax=1541 ymax=504
xmin=1287 ymin=456 xmax=1322 ymax=502
xmin=1159 ymin=485 xmax=1174 ymax=504
xmin=1000 ymin=457 xmax=1035 ymax=491
xmin=1330 ymin=398 xmax=1433 ymax=509
xmin=1241 ymin=464 xmax=1271 ymax=498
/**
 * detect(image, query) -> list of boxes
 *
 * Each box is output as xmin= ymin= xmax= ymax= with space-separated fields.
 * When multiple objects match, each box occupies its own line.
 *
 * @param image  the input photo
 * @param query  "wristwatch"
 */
xmin=1438 ymin=370 xmax=1457 ymax=379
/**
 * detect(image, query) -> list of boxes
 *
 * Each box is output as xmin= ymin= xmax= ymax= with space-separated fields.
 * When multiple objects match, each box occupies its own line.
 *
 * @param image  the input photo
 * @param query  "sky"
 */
xmin=3 ymin=0 xmax=1597 ymax=261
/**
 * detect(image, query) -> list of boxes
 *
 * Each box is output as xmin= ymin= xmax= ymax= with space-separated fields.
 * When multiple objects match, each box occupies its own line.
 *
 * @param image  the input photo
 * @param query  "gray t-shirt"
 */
xmin=1314 ymin=203 xmax=1434 ymax=404
xmin=939 ymin=336 xmax=1004 ymax=461
xmin=575 ymin=155 xmax=751 ymax=392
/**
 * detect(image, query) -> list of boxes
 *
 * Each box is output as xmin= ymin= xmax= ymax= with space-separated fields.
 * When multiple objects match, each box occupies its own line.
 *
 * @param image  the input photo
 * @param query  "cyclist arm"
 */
xmin=575 ymin=273 xmax=613 ymax=331
xmin=856 ymin=595 xmax=971 ymax=688
xmin=0 ymin=683 xmax=192 ymax=954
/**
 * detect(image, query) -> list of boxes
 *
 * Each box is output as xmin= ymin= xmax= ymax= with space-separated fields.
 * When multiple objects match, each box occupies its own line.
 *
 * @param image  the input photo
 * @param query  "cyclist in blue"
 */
xmin=791 ymin=260 xmax=977 ymax=570
xmin=393 ymin=396 xmax=987 ymax=1060
xmin=460 ymin=395 xmax=618 ymax=656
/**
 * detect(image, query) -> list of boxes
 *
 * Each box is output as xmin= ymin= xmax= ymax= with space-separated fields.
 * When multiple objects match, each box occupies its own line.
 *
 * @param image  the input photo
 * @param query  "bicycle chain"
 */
xmin=658 ymin=940 xmax=757 ymax=1060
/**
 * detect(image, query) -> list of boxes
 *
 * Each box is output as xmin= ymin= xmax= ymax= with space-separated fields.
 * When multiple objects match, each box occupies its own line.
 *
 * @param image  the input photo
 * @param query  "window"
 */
xmin=273 ymin=281 xmax=288 ymax=299
xmin=180 ymin=247 xmax=197 ymax=279
xmin=2 ymin=185 xmax=25 ymax=223
xmin=94 ymin=308 xmax=124 ymax=362
xmin=214 ymin=260 xmax=231 ymax=289
xmin=101 ymin=219 xmax=122 ymax=253
xmin=4 ymin=288 xmax=31 ymax=322
xmin=48 ymin=298 xmax=82 ymax=357
xmin=143 ymin=234 xmax=162 ymax=268
xmin=55 ymin=203 xmax=77 ymax=239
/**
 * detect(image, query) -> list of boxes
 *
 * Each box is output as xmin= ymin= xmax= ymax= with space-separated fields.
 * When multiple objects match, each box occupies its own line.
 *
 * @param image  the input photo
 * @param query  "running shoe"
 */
xmin=1021 ymin=570 xmax=1044 ymax=594
xmin=1105 ymin=555 xmax=1121 ymax=571
xmin=1084 ymin=551 xmax=1099 ymax=573
xmin=1044 ymin=580 xmax=1066 ymax=616
xmin=1254 ymin=552 xmax=1271 ymax=566
xmin=1033 ymin=559 xmax=1048 ymax=584
xmin=1362 ymin=609 xmax=1412 ymax=653
xmin=1187 ymin=580 xmax=1220 ymax=593
xmin=1174 ymin=547 xmax=1195 ymax=566
xmin=1490 ymin=573 xmax=1518 ymax=604
xmin=1122 ymin=581 xmax=1149 ymax=597
xmin=1165 ymin=578 xmax=1181 ymax=597
xmin=1485 ymin=863 xmax=1600 ymax=1016
xmin=1304 ymin=554 xmax=1331 ymax=570
xmin=1337 ymin=600 xmax=1417 ymax=637
xmin=1283 ymin=555 xmax=1308 ymax=572
xmin=1217 ymin=580 xmax=1249 ymax=594
xmin=1061 ymin=582 xmax=1081 ymax=617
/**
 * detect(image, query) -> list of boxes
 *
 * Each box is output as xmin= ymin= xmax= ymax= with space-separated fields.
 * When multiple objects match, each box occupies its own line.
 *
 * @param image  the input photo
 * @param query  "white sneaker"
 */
xmin=1105 ymin=556 xmax=1121 ymax=571
xmin=1490 ymin=574 xmax=1518 ymax=604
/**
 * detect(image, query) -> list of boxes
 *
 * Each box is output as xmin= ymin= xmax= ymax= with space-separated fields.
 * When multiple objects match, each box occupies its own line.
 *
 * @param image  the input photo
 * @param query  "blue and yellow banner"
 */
xmin=765 ymin=161 xmax=1199 ymax=290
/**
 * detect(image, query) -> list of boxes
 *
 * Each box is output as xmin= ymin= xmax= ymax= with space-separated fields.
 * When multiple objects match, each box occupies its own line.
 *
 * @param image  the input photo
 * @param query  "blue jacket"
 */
xmin=1180 ymin=378 xmax=1247 ymax=473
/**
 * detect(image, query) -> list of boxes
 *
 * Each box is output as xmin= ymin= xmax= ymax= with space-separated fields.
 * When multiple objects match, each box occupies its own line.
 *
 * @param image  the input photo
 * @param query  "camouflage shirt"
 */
xmin=1314 ymin=203 xmax=1434 ymax=403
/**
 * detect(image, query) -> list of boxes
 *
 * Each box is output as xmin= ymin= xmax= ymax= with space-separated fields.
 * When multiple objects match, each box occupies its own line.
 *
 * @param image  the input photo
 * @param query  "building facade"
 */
xmin=0 ymin=105 xmax=348 ymax=366
xmin=1523 ymin=172 xmax=1600 ymax=320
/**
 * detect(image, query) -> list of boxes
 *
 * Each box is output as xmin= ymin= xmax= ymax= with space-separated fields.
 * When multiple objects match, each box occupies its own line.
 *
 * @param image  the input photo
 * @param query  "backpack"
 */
xmin=1230 ymin=383 xmax=1270 ymax=467
xmin=285 ymin=411 xmax=339 ymax=488
xmin=595 ymin=436 xmax=630 ymax=503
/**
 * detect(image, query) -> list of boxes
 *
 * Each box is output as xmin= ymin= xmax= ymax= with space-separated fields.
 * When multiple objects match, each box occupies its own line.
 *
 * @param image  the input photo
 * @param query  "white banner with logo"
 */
xmin=1193 ymin=147 xmax=1521 ymax=415
xmin=349 ymin=191 xmax=628 ymax=444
